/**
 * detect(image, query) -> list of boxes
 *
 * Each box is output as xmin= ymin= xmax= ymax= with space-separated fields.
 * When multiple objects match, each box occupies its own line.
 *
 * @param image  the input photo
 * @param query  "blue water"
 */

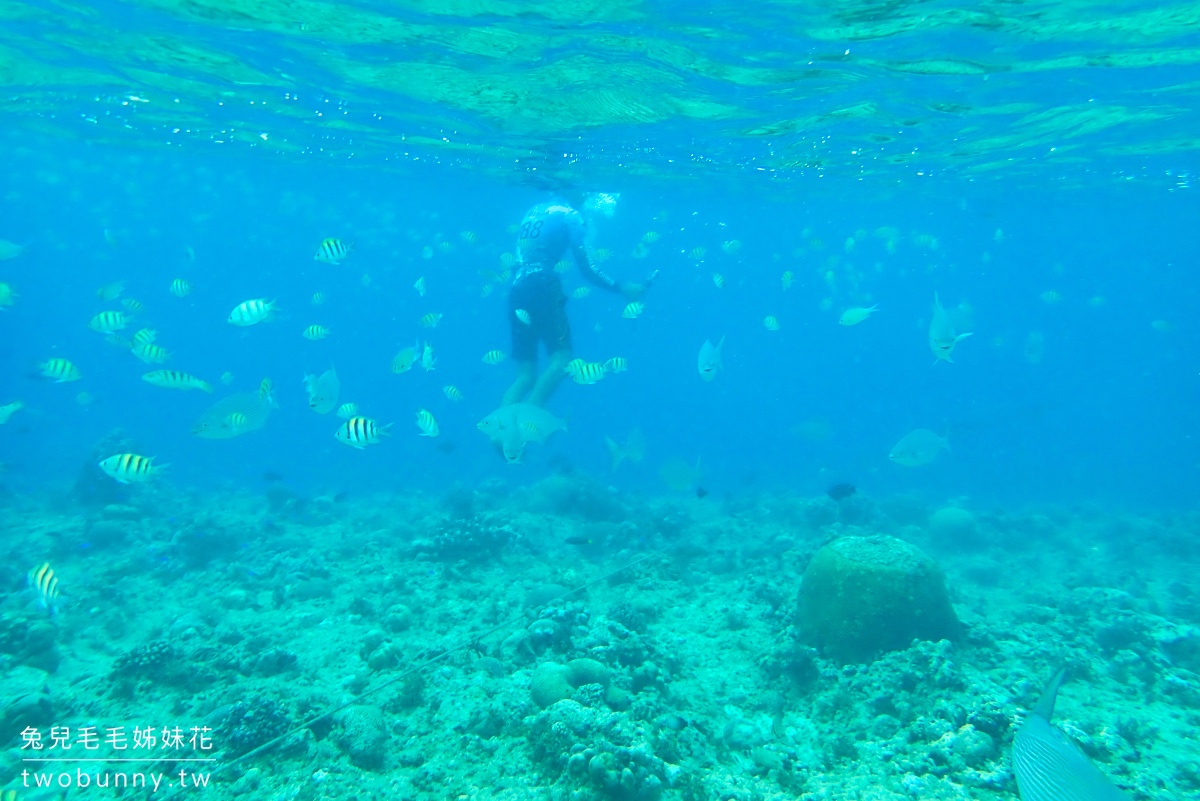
xmin=1 ymin=143 xmax=1196 ymax=508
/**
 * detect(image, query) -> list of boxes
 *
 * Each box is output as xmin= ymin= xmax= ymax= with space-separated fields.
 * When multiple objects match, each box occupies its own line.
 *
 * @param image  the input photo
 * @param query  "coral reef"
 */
xmin=797 ymin=535 xmax=960 ymax=664
xmin=0 ymin=483 xmax=1194 ymax=800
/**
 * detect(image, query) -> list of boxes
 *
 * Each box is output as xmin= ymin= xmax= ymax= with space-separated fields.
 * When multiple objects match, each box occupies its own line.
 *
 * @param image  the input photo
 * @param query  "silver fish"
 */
xmin=929 ymin=293 xmax=972 ymax=363
xmin=697 ymin=336 xmax=724 ymax=382
xmin=193 ymin=393 xmax=273 ymax=439
xmin=1013 ymin=670 xmax=1130 ymax=801
xmin=304 ymin=368 xmax=340 ymax=414
xmin=606 ymin=428 xmax=646 ymax=472
xmin=889 ymin=428 xmax=949 ymax=467
xmin=477 ymin=403 xmax=568 ymax=464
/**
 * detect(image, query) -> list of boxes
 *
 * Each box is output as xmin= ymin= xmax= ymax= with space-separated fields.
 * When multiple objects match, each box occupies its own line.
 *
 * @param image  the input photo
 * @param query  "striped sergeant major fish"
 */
xmin=1013 ymin=669 xmax=1131 ymax=801
xmin=28 ymin=562 xmax=60 ymax=615
xmin=98 ymin=453 xmax=169 ymax=484
xmin=228 ymin=298 xmax=279 ymax=327
xmin=314 ymin=238 xmax=352 ymax=265
xmin=335 ymin=416 xmax=392 ymax=449
xmin=38 ymin=358 xmax=82 ymax=382
xmin=142 ymin=370 xmax=212 ymax=392
xmin=89 ymin=310 xmax=128 ymax=333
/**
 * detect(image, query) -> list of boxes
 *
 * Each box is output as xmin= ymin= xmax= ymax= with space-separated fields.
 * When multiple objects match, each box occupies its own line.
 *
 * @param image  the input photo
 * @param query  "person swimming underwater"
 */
xmin=502 ymin=192 xmax=654 ymax=408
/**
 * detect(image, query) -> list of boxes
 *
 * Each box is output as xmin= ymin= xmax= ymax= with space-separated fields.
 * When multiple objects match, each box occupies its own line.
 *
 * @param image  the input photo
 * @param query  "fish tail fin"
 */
xmin=606 ymin=436 xmax=625 ymax=472
xmin=154 ymin=462 xmax=172 ymax=475
xmin=1033 ymin=668 xmax=1068 ymax=721
xmin=956 ymin=332 xmax=973 ymax=342
xmin=201 ymin=382 xmax=214 ymax=393
xmin=381 ymin=423 xmax=395 ymax=437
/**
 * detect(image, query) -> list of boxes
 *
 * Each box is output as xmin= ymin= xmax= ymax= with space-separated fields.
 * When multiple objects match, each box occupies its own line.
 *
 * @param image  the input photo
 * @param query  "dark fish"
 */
xmin=695 ymin=487 xmax=709 ymax=499
xmin=655 ymin=714 xmax=690 ymax=731
xmin=1012 ymin=669 xmax=1130 ymax=801
xmin=262 ymin=470 xmax=285 ymax=483
xmin=564 ymin=535 xmax=592 ymax=546
xmin=827 ymin=482 xmax=857 ymax=501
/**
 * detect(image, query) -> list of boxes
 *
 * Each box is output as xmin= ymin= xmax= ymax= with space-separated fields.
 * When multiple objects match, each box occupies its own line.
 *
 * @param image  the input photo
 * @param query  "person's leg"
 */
xmin=528 ymin=348 xmax=570 ymax=406
xmin=505 ymin=282 xmax=538 ymax=406
xmin=528 ymin=281 xmax=572 ymax=407
xmin=503 ymin=360 xmax=537 ymax=406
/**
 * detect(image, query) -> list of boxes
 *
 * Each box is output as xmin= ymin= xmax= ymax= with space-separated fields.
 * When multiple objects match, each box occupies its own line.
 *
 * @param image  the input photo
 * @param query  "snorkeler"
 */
xmin=502 ymin=193 xmax=653 ymax=408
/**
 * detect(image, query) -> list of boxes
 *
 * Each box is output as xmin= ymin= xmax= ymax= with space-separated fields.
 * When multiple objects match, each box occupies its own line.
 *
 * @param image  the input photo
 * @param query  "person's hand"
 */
xmin=621 ymin=271 xmax=657 ymax=300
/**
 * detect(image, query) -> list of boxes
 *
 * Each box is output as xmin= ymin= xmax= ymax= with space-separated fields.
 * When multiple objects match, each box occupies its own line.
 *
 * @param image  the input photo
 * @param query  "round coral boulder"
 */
xmin=797 ymin=535 xmax=959 ymax=664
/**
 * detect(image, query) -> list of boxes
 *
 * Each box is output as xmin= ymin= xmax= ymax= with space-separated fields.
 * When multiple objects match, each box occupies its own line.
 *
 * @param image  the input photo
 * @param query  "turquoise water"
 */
xmin=1 ymin=1 xmax=1199 ymax=799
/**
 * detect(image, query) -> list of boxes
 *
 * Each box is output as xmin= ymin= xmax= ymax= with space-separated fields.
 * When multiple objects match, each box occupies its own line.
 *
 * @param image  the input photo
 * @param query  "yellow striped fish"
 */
xmin=314 ymin=238 xmax=351 ymax=264
xmin=781 ymin=271 xmax=794 ymax=290
xmin=419 ymin=312 xmax=443 ymax=328
xmin=712 ymin=273 xmax=724 ymax=289
xmin=413 ymin=276 xmax=427 ymax=297
xmin=98 ymin=453 xmax=168 ymax=484
xmin=415 ymin=408 xmax=439 ymax=437
xmin=763 ymin=315 xmax=780 ymax=331
xmin=335 ymin=416 xmax=392 ymax=449
xmin=442 ymin=385 xmax=464 ymax=402
xmin=604 ymin=357 xmax=628 ymax=373
xmin=169 ymin=278 xmax=192 ymax=297
xmin=514 ymin=309 xmax=532 ymax=326
xmin=337 ymin=402 xmax=359 ymax=419
xmin=132 ymin=328 xmax=157 ymax=346
xmin=39 ymin=358 xmax=81 ymax=382
xmin=554 ymin=260 xmax=572 ymax=274
xmin=480 ymin=284 xmax=494 ymax=298
xmin=227 ymin=411 xmax=249 ymax=432
xmin=622 ymin=301 xmax=644 ymax=319
xmin=105 ymin=333 xmax=131 ymax=350
xmin=690 ymin=247 xmax=706 ymax=260
xmin=89 ymin=310 xmax=127 ymax=333
xmin=142 ymin=370 xmax=212 ymax=392
xmin=121 ymin=298 xmax=144 ymax=314
xmin=570 ymin=361 xmax=607 ymax=385
xmin=132 ymin=342 xmax=171 ymax=364
xmin=228 ymin=298 xmax=278 ymax=326
xmin=482 ymin=349 xmax=506 ymax=365
xmin=259 ymin=378 xmax=278 ymax=407
xmin=28 ymin=562 xmax=60 ymax=613
xmin=438 ymin=241 xmax=453 ymax=253
xmin=571 ymin=287 xmax=591 ymax=299
xmin=641 ymin=231 xmax=660 ymax=243
xmin=303 ymin=324 xmax=331 ymax=340
xmin=0 ymin=282 xmax=16 ymax=308
xmin=421 ymin=245 xmax=434 ymax=259
xmin=460 ymin=230 xmax=477 ymax=244
xmin=312 ymin=292 xmax=327 ymax=306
